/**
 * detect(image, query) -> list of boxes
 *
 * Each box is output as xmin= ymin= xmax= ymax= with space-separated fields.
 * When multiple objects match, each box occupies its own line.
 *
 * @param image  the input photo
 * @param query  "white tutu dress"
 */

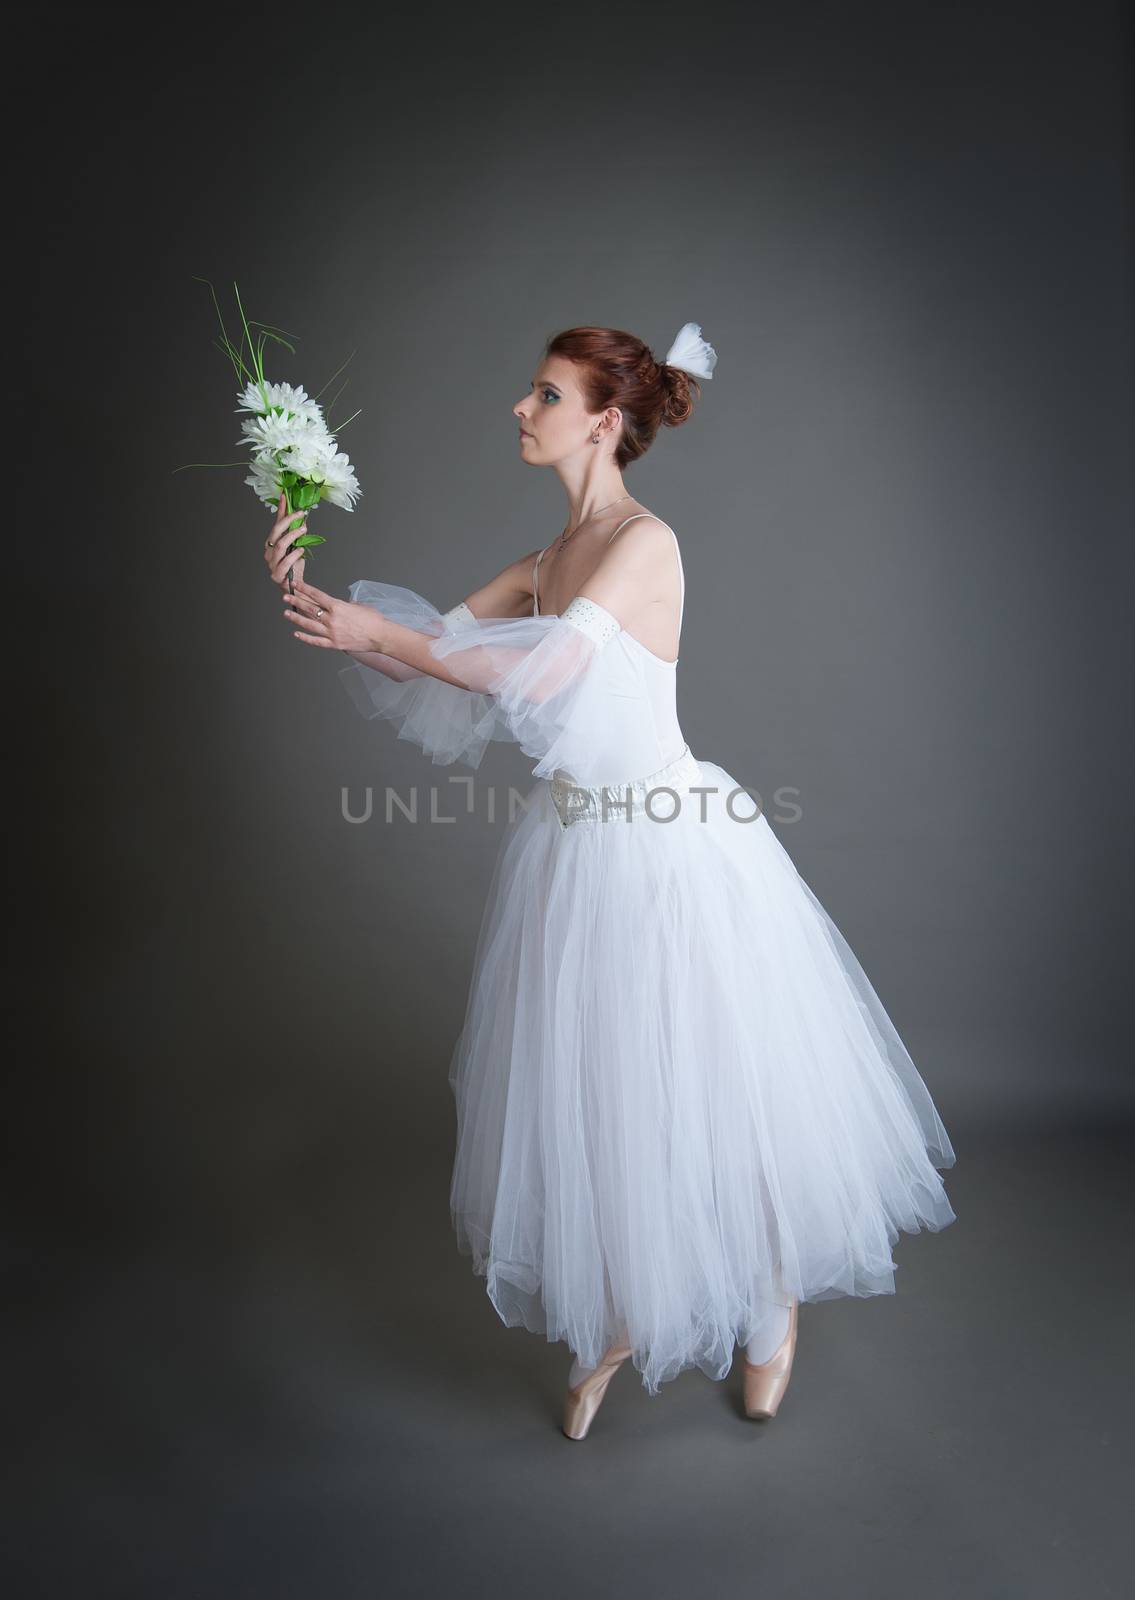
xmin=338 ymin=516 xmax=956 ymax=1396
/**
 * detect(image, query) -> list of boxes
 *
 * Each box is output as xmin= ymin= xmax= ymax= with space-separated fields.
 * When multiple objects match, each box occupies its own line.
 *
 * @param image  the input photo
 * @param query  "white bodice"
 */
xmin=547 ymin=595 xmax=688 ymax=786
xmin=526 ymin=512 xmax=689 ymax=786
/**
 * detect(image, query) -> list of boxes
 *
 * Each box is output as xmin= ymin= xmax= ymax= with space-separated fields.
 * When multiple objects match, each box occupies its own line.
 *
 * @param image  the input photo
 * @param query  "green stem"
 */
xmin=283 ymin=482 xmax=307 ymax=595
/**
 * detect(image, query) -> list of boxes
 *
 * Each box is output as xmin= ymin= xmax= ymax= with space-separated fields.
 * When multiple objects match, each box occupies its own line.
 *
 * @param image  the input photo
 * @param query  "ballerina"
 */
xmin=264 ymin=320 xmax=956 ymax=1439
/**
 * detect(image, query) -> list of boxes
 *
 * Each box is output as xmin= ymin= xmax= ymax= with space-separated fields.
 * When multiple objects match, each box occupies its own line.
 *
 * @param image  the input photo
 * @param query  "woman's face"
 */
xmin=513 ymin=356 xmax=615 ymax=464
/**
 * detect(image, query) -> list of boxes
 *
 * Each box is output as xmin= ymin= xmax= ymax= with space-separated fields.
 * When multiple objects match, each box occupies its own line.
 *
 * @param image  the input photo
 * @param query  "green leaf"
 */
xmin=293 ymin=534 xmax=327 ymax=549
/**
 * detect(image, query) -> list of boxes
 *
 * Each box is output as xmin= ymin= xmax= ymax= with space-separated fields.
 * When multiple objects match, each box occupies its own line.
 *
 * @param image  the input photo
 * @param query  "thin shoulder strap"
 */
xmin=606 ymin=514 xmax=685 ymax=630
xmin=532 ymin=541 xmax=552 ymax=616
xmin=605 ymin=513 xmax=653 ymax=544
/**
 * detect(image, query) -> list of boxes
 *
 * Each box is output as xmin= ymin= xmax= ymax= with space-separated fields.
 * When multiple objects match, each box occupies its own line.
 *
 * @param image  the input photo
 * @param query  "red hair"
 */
xmin=544 ymin=325 xmax=702 ymax=469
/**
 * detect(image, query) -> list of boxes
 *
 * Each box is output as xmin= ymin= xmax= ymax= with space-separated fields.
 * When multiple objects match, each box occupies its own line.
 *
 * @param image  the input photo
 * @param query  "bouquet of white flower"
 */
xmin=181 ymin=280 xmax=362 ymax=594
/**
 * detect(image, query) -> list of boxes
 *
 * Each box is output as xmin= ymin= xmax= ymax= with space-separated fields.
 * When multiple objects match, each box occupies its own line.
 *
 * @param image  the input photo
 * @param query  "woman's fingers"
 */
xmin=262 ymin=497 xmax=312 ymax=589
xmin=270 ymin=496 xmax=309 ymax=539
xmin=282 ymin=586 xmax=328 ymax=619
xmin=289 ymin=576 xmax=334 ymax=606
xmin=284 ymin=603 xmax=330 ymax=637
xmin=265 ymin=519 xmax=305 ymax=555
xmin=279 ymin=544 xmax=307 ymax=575
xmin=267 ymin=533 xmax=307 ymax=584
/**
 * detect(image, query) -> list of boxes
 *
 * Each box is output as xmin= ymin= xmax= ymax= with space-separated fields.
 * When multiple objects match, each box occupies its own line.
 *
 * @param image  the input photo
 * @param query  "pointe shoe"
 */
xmin=742 ymin=1300 xmax=799 ymax=1420
xmin=561 ymin=1340 xmax=634 ymax=1441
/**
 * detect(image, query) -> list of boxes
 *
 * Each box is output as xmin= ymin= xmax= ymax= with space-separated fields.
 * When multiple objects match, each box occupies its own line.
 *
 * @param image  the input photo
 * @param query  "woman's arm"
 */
xmin=342 ymin=646 xmax=432 ymax=682
xmin=331 ymin=530 xmax=672 ymax=772
xmin=289 ymin=547 xmax=544 ymax=687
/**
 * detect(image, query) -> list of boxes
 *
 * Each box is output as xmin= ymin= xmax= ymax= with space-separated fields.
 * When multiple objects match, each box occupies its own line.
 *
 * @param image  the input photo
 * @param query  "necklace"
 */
xmin=556 ymin=493 xmax=634 ymax=552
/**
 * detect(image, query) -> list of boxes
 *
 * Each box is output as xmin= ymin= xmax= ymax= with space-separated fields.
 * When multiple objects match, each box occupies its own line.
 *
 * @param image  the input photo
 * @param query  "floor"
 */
xmin=8 ymin=1118 xmax=1132 ymax=1599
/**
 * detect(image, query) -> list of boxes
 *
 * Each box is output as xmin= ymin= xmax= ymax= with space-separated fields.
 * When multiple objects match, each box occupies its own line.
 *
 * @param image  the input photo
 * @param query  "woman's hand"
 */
xmin=283 ymin=575 xmax=388 ymax=653
xmin=264 ymin=491 xmax=307 ymax=588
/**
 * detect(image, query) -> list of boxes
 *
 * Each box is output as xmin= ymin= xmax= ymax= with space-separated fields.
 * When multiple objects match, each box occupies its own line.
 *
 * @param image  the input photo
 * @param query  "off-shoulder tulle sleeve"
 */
xmin=337 ymin=581 xmax=505 ymax=767
xmin=338 ymin=582 xmax=622 ymax=776
xmin=428 ymin=595 xmax=620 ymax=780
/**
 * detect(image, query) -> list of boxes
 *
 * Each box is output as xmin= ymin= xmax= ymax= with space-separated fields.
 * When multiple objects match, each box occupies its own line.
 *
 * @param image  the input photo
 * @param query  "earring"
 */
xmin=592 ymin=432 xmax=600 ymax=443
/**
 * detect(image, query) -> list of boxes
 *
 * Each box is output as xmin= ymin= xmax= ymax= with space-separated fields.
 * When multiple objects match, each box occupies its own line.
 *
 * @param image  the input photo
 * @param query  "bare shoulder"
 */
xmin=578 ymin=512 xmax=681 ymax=623
xmin=601 ymin=513 xmax=678 ymax=571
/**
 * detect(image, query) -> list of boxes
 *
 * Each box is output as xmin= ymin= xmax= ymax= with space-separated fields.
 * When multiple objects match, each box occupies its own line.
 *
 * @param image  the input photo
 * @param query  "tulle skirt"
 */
xmin=447 ymin=748 xmax=957 ymax=1396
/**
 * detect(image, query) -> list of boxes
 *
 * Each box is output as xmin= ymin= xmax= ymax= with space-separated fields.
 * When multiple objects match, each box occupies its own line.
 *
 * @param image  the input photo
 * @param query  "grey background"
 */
xmin=12 ymin=3 xmax=1133 ymax=1597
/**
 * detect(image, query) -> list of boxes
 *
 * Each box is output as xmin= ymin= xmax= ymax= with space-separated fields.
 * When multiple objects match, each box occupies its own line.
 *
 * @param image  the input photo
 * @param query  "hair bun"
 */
xmin=659 ymin=362 xmax=696 ymax=428
xmin=543 ymin=322 xmax=708 ymax=466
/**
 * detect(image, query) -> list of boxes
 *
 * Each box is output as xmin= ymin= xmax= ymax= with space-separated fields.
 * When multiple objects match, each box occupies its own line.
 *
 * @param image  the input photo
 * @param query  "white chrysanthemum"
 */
xmin=235 ymin=378 xmax=325 ymax=426
xmin=245 ymin=454 xmax=283 ymax=508
xmin=243 ymin=434 xmax=360 ymax=512
xmin=310 ymin=448 xmax=362 ymax=511
xmin=279 ymin=429 xmax=336 ymax=478
xmin=238 ymin=409 xmax=332 ymax=455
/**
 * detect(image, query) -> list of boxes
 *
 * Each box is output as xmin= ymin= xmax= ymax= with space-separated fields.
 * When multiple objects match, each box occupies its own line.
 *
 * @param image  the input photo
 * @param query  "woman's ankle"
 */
xmin=744 ymin=1302 xmax=792 ymax=1365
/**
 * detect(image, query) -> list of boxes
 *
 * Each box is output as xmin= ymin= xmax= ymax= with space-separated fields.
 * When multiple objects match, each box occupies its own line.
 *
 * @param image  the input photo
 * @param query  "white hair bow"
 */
xmin=662 ymin=321 xmax=718 ymax=379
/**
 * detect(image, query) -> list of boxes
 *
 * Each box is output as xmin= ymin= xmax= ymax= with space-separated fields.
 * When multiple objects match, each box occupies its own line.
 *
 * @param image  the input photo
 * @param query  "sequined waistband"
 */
xmin=546 ymin=744 xmax=705 ymax=831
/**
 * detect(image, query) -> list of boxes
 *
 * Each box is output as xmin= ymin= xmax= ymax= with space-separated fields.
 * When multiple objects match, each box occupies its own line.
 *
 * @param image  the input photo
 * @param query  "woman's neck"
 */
xmin=554 ymin=462 xmax=630 ymax=530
